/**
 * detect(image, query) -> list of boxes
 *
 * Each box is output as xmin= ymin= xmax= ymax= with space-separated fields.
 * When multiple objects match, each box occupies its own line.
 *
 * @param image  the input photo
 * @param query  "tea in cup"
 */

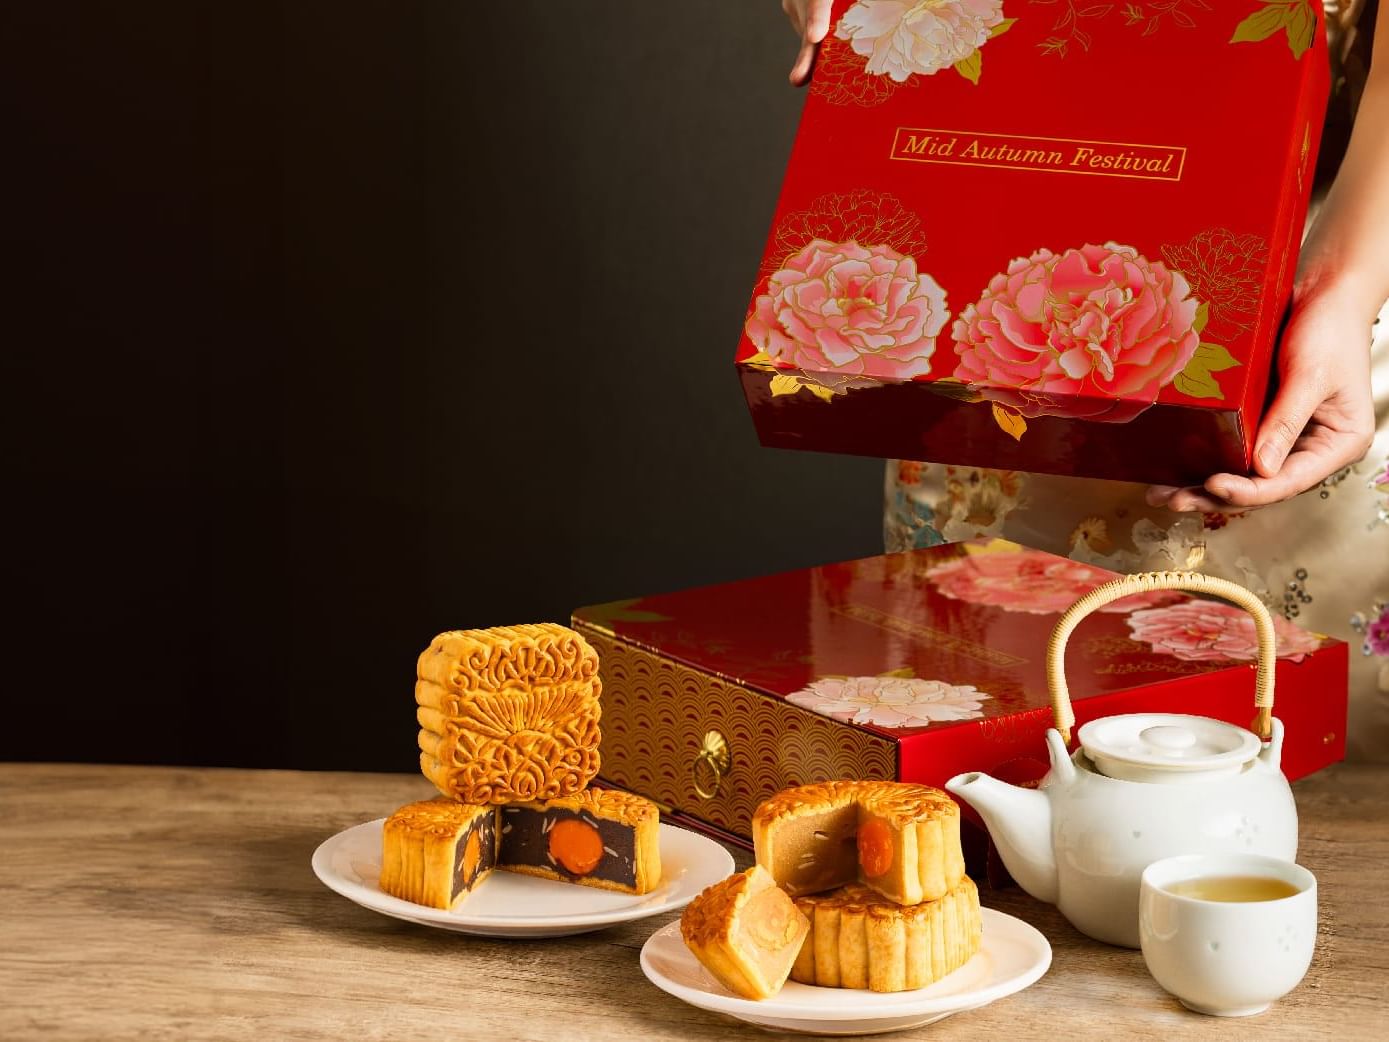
xmin=1139 ymin=853 xmax=1316 ymax=1017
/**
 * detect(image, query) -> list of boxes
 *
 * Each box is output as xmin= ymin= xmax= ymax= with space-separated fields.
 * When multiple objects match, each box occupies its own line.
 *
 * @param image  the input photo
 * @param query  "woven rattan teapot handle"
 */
xmin=1047 ymin=571 xmax=1276 ymax=744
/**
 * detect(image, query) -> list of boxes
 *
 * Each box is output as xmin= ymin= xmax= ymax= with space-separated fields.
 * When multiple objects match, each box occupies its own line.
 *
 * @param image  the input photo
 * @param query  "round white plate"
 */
xmin=640 ymin=907 xmax=1051 ymax=1035
xmin=311 ymin=818 xmax=733 ymax=938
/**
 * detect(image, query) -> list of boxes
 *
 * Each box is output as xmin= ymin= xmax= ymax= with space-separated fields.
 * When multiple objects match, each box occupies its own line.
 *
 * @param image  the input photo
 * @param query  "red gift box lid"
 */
xmin=736 ymin=1 xmax=1331 ymax=486
xmin=574 ymin=540 xmax=1347 ymax=783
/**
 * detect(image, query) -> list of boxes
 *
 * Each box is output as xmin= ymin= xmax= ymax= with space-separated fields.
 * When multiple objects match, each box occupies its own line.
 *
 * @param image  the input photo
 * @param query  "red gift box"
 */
xmin=572 ymin=540 xmax=1346 ymax=848
xmin=736 ymin=1 xmax=1330 ymax=486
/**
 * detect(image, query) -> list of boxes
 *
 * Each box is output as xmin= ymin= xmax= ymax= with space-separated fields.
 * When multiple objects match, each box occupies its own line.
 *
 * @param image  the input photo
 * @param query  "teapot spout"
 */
xmin=945 ymin=771 xmax=1057 ymax=905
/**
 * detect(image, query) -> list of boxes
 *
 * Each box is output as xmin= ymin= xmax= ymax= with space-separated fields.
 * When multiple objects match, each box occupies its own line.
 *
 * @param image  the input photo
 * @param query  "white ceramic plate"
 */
xmin=311 ymin=818 xmax=733 ymax=938
xmin=640 ymin=907 xmax=1051 ymax=1036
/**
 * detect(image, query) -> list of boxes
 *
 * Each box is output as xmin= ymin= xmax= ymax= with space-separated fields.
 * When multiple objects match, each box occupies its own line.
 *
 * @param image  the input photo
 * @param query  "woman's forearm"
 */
xmin=1295 ymin=15 xmax=1389 ymax=324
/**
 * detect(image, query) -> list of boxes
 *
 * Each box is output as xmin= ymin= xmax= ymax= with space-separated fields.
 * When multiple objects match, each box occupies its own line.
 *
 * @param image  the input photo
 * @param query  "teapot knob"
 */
xmin=1139 ymin=724 xmax=1197 ymax=752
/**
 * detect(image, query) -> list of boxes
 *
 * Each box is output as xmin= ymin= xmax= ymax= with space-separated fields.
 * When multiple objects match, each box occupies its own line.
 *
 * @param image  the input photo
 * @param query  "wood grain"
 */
xmin=1 ymin=763 xmax=1385 ymax=1041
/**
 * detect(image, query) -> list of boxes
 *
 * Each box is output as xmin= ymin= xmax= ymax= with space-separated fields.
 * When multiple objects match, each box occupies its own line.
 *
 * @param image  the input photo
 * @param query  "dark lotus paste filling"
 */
xmin=451 ymin=811 xmax=497 ymax=901
xmin=497 ymin=805 xmax=638 ymax=888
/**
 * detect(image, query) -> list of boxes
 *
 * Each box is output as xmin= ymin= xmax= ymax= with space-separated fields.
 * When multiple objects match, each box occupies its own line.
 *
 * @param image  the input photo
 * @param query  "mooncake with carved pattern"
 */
xmin=791 ymin=877 xmax=981 ymax=993
xmin=753 ymin=780 xmax=965 ymax=905
xmin=416 ymin=623 xmax=602 ymax=804
xmin=497 ymin=787 xmax=661 ymax=894
xmin=681 ymin=865 xmax=810 ymax=1000
xmin=378 ymin=799 xmax=497 ymax=910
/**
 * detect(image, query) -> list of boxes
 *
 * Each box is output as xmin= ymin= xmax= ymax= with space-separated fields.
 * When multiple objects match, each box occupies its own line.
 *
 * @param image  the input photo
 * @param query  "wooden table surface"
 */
xmin=2 ymin=762 xmax=1385 ymax=1041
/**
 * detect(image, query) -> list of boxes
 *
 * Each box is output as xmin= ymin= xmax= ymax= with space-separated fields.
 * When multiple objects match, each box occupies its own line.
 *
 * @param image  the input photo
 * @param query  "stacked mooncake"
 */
xmin=379 ymin=623 xmax=661 ymax=910
xmin=680 ymin=780 xmax=981 ymax=997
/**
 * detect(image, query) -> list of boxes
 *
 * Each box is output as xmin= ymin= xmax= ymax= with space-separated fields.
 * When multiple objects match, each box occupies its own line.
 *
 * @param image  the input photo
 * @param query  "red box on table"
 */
xmin=737 ymin=0 xmax=1330 ymax=486
xmin=572 ymin=540 xmax=1346 ymax=849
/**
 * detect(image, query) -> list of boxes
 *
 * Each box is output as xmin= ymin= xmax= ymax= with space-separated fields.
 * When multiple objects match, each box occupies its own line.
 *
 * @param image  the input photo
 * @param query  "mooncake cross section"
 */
xmin=680 ymin=865 xmax=812 ymax=1001
xmin=753 ymin=780 xmax=965 ymax=905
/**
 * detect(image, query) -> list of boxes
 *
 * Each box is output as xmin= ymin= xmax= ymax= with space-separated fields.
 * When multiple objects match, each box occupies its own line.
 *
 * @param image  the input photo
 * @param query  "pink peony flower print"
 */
xmin=927 ymin=550 xmax=1184 ymax=615
xmin=746 ymin=239 xmax=949 ymax=381
xmin=787 ymin=676 xmax=989 ymax=728
xmin=1366 ymin=605 xmax=1389 ymax=658
xmin=951 ymin=242 xmax=1201 ymax=422
xmin=836 ymin=0 xmax=1007 ymax=81
xmin=1126 ymin=600 xmax=1324 ymax=663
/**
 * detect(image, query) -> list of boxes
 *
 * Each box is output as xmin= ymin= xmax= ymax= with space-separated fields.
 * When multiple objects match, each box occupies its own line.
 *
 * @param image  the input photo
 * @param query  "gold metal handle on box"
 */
xmin=1047 ymin=571 xmax=1276 ymax=745
xmin=691 ymin=730 xmax=731 ymax=800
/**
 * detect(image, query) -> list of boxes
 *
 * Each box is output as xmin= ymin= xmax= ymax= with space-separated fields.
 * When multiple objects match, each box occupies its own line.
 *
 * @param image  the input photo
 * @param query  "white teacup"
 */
xmin=1139 ymin=853 xmax=1316 ymax=1017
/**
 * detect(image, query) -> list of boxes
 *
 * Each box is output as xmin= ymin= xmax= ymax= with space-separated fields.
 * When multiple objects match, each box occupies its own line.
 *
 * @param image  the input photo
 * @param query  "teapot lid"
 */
xmin=1077 ymin=713 xmax=1262 ymax=784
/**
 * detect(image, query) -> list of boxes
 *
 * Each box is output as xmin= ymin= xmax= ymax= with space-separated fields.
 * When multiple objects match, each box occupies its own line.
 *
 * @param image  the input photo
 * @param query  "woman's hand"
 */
xmin=1151 ymin=13 xmax=1389 ymax=515
xmin=1147 ymin=286 xmax=1377 ymax=513
xmin=782 ymin=0 xmax=835 ymax=85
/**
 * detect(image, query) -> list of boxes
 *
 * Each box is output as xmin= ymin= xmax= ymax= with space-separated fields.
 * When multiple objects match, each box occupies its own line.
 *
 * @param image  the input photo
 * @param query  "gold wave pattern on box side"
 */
xmin=581 ymin=630 xmax=895 ymax=838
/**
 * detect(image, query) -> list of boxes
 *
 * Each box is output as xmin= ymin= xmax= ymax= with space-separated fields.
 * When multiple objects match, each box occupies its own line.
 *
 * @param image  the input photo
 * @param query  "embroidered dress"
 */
xmin=884 ymin=2 xmax=1389 ymax=759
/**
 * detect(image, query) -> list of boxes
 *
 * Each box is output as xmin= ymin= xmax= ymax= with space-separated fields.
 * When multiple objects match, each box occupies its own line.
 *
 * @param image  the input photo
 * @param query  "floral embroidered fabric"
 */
xmin=885 ymin=305 xmax=1389 ymax=759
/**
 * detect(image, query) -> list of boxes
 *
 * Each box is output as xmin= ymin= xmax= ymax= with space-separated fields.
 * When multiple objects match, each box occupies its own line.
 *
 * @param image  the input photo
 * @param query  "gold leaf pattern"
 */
xmin=1230 ymin=0 xmax=1318 ymax=58
xmin=991 ymin=402 xmax=1028 ymax=440
xmin=1032 ymin=0 xmax=1210 ymax=55
xmin=769 ymin=374 xmax=803 ymax=397
xmin=953 ymin=50 xmax=982 ymax=84
xmin=1173 ymin=341 xmax=1241 ymax=401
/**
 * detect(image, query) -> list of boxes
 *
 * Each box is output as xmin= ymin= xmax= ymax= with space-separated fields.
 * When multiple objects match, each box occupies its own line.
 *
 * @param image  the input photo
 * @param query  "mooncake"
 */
xmin=753 ymin=780 xmax=966 ymax=905
xmin=415 ymin=623 xmax=602 ymax=804
xmin=497 ymin=787 xmax=661 ymax=894
xmin=791 ymin=877 xmax=982 ymax=993
xmin=681 ymin=866 xmax=811 ymax=1001
xmin=378 ymin=799 xmax=497 ymax=910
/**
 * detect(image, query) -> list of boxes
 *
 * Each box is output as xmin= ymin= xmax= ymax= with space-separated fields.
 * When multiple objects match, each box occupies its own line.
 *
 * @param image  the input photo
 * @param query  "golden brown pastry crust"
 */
xmin=791 ymin=877 xmax=982 ymax=992
xmin=415 ymin=623 xmax=602 ymax=804
xmin=753 ymin=781 xmax=966 ymax=905
xmin=545 ymin=786 xmax=659 ymax=828
xmin=681 ymin=866 xmax=810 ymax=1000
xmin=378 ymin=799 xmax=495 ymax=910
xmin=499 ymin=788 xmax=661 ymax=894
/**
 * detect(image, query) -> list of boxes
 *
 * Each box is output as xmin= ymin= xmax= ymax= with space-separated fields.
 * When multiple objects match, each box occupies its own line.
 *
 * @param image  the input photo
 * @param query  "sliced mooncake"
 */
xmin=753 ymin=780 xmax=966 ymax=905
xmin=497 ymin=787 xmax=661 ymax=894
xmin=378 ymin=799 xmax=497 ymax=910
xmin=791 ymin=877 xmax=982 ymax=993
xmin=681 ymin=865 xmax=811 ymax=1000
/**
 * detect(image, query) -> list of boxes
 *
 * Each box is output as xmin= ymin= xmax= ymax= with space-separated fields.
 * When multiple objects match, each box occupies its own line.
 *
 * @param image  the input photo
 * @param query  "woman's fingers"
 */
xmin=804 ymin=0 xmax=833 ymax=43
xmin=1155 ymin=298 xmax=1376 ymax=511
xmin=1145 ymin=485 xmax=1179 ymax=508
xmin=1253 ymin=367 xmax=1326 ymax=477
xmin=1204 ymin=451 xmax=1329 ymax=508
xmin=790 ymin=39 xmax=817 ymax=84
xmin=787 ymin=0 xmax=833 ymax=85
xmin=1164 ymin=488 xmax=1225 ymax=513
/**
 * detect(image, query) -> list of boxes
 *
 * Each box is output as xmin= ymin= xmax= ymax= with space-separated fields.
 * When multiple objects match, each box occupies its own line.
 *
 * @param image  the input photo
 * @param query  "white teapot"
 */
xmin=945 ymin=572 xmax=1298 ymax=949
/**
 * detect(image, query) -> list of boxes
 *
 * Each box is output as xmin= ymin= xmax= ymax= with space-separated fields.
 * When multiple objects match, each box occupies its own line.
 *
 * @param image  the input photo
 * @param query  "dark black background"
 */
xmin=3 ymin=3 xmax=881 ymax=771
